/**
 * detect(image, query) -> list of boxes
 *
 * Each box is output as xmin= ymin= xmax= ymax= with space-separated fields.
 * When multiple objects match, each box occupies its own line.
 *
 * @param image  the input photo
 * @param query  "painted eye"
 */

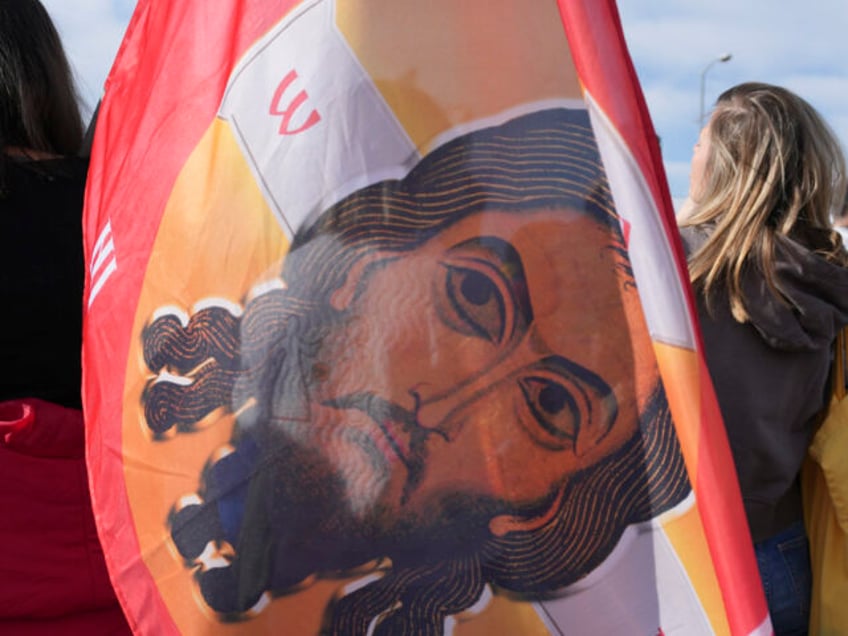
xmin=443 ymin=265 xmax=506 ymax=343
xmin=519 ymin=377 xmax=580 ymax=448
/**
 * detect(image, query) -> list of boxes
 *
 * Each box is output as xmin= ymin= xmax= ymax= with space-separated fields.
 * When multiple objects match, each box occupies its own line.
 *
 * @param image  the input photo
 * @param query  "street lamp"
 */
xmin=699 ymin=53 xmax=732 ymax=124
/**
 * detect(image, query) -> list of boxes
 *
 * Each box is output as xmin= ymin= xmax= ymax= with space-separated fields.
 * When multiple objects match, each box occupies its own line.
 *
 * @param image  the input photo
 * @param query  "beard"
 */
xmin=222 ymin=298 xmax=505 ymax=603
xmin=244 ymin=422 xmax=500 ymax=594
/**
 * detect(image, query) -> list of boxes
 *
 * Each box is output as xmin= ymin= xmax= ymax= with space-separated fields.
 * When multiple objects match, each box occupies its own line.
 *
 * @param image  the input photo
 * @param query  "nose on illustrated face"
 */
xmin=413 ymin=353 xmax=619 ymax=458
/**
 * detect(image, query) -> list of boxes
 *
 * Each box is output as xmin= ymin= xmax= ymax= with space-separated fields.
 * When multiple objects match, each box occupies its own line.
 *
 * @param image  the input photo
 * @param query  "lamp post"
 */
xmin=699 ymin=53 xmax=732 ymax=124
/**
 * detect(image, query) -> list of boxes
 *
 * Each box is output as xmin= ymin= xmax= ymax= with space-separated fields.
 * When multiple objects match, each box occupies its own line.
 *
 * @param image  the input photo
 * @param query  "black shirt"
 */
xmin=0 ymin=156 xmax=88 ymax=408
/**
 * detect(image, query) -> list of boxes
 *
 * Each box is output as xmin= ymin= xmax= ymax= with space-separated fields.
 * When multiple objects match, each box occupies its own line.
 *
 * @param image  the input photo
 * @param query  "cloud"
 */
xmin=619 ymin=0 xmax=848 ymax=73
xmin=663 ymin=160 xmax=691 ymax=189
xmin=618 ymin=0 xmax=848 ymax=199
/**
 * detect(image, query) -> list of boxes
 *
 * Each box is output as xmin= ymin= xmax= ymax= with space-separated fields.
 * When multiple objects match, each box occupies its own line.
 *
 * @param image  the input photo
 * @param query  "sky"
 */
xmin=43 ymin=0 xmax=848 ymax=207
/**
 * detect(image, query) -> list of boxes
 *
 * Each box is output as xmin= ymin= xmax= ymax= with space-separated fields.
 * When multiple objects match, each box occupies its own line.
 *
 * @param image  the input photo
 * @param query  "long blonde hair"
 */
xmin=682 ymin=82 xmax=848 ymax=322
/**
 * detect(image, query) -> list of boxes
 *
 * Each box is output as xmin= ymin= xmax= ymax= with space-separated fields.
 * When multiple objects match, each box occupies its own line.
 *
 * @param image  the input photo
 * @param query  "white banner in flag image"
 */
xmin=218 ymin=0 xmax=419 ymax=237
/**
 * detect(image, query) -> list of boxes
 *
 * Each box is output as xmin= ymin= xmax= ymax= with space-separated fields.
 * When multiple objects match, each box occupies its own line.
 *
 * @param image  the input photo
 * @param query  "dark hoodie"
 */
xmin=679 ymin=223 xmax=848 ymax=542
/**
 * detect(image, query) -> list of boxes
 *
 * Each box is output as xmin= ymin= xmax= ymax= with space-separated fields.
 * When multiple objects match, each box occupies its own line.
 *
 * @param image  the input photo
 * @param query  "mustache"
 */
xmin=323 ymin=392 xmax=419 ymax=433
xmin=322 ymin=392 xmax=443 ymax=504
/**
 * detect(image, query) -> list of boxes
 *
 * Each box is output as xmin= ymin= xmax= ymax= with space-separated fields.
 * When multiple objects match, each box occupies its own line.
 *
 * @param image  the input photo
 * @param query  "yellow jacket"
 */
xmin=803 ymin=390 xmax=848 ymax=635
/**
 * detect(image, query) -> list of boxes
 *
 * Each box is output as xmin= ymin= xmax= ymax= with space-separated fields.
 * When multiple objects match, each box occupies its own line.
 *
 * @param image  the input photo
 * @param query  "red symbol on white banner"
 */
xmin=621 ymin=217 xmax=632 ymax=246
xmin=269 ymin=69 xmax=321 ymax=135
xmin=88 ymin=220 xmax=117 ymax=307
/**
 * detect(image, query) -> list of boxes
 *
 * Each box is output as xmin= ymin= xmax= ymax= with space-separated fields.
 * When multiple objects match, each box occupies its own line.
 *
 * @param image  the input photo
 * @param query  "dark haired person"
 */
xmin=0 ymin=1 xmax=129 ymax=632
xmin=143 ymin=107 xmax=691 ymax=633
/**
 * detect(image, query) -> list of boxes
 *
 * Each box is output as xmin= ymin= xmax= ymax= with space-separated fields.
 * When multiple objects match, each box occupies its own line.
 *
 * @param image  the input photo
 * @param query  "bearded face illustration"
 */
xmin=140 ymin=108 xmax=690 ymax=633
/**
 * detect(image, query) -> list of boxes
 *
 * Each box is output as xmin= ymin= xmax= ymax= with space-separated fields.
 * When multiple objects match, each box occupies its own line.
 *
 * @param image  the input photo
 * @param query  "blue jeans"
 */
xmin=754 ymin=521 xmax=811 ymax=636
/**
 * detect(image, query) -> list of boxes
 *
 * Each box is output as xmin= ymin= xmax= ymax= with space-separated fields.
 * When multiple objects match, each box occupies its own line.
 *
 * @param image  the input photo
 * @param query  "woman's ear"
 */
xmin=329 ymin=250 xmax=395 ymax=311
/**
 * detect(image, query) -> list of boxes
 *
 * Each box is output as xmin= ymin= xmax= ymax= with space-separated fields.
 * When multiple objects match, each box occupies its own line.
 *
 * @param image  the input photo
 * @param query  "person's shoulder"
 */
xmin=16 ymin=156 xmax=88 ymax=181
xmin=1 ymin=156 xmax=88 ymax=220
xmin=4 ymin=156 xmax=88 ymax=194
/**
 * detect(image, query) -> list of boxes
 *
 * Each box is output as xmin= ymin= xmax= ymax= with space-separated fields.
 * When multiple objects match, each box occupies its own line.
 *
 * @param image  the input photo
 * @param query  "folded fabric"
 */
xmin=803 ymin=391 xmax=848 ymax=635
xmin=0 ymin=398 xmax=130 ymax=634
xmin=808 ymin=394 xmax=848 ymax=532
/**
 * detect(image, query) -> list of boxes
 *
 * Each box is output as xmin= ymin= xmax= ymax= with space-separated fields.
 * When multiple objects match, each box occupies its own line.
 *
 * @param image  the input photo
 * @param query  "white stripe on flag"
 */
xmin=584 ymin=93 xmax=695 ymax=349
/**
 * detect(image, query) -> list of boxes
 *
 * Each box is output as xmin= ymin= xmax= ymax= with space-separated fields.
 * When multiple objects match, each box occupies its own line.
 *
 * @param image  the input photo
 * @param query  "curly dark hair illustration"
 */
xmin=140 ymin=108 xmax=691 ymax=635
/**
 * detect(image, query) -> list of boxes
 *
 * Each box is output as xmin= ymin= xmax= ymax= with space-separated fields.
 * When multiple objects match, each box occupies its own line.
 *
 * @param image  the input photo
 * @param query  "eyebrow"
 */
xmin=605 ymin=243 xmax=635 ymax=284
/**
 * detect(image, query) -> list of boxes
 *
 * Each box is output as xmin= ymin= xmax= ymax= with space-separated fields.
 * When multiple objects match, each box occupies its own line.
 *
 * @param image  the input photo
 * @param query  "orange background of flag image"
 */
xmin=82 ymin=1 xmax=769 ymax=634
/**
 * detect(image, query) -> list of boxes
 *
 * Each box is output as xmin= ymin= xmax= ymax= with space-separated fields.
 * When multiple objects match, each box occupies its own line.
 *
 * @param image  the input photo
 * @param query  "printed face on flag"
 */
xmin=142 ymin=107 xmax=687 ymax=624
xmin=298 ymin=209 xmax=650 ymax=519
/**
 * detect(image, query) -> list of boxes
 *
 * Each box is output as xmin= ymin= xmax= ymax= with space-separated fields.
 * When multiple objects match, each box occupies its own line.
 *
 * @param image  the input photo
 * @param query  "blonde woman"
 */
xmin=679 ymin=82 xmax=848 ymax=635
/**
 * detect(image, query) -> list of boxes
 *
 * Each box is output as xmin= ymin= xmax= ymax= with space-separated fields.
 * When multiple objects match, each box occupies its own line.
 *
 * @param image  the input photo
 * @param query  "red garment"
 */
xmin=0 ymin=399 xmax=130 ymax=634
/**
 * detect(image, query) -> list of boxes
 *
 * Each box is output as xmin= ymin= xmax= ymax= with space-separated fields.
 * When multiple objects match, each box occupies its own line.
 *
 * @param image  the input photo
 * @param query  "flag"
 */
xmin=83 ymin=1 xmax=771 ymax=634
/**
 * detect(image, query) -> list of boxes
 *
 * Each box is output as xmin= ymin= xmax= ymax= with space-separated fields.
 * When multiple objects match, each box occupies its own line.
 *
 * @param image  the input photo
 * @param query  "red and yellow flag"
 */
xmin=83 ymin=1 xmax=771 ymax=634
